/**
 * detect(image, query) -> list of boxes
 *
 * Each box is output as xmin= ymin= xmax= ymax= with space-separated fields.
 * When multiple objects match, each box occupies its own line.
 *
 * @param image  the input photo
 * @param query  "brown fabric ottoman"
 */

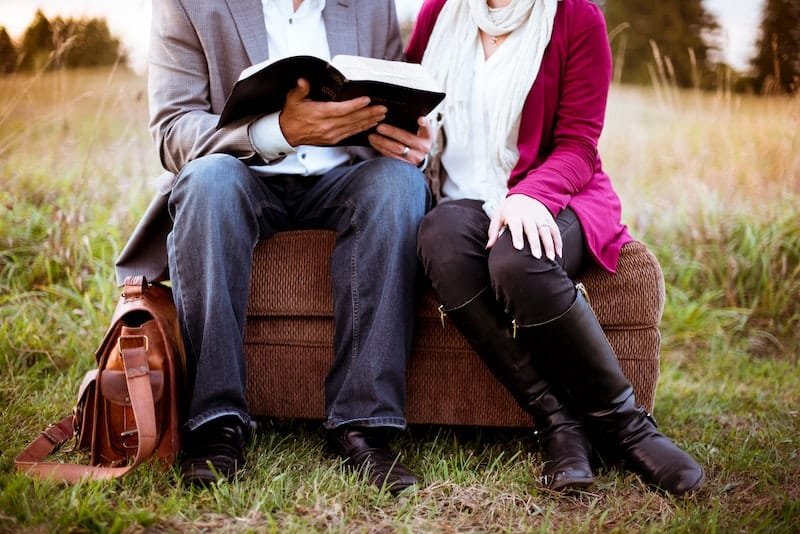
xmin=245 ymin=230 xmax=664 ymax=427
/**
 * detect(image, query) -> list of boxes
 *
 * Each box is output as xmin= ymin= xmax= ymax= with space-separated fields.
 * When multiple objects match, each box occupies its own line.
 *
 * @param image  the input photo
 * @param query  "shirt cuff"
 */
xmin=248 ymin=112 xmax=295 ymax=163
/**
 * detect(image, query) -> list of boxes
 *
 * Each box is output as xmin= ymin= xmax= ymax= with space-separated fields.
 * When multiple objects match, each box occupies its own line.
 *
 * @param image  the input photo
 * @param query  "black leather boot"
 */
xmin=444 ymin=288 xmax=594 ymax=491
xmin=516 ymin=291 xmax=705 ymax=496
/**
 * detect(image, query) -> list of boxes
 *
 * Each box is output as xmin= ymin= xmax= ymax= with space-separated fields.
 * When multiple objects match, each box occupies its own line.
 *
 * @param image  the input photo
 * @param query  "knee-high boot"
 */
xmin=444 ymin=288 xmax=594 ymax=491
xmin=516 ymin=291 xmax=704 ymax=496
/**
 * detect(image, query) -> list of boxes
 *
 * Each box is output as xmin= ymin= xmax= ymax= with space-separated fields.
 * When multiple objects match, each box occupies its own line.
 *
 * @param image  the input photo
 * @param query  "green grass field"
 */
xmin=1 ymin=68 xmax=798 ymax=532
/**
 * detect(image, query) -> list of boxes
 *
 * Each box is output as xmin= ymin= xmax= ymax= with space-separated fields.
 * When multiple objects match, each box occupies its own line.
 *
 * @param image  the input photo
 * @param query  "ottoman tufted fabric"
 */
xmin=244 ymin=230 xmax=664 ymax=427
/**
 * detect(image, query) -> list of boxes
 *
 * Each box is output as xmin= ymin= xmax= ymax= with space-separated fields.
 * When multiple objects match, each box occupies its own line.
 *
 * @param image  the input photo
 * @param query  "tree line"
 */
xmin=1 ymin=2 xmax=798 ymax=94
xmin=0 ymin=10 xmax=126 ymax=74
xmin=603 ymin=0 xmax=799 ymax=94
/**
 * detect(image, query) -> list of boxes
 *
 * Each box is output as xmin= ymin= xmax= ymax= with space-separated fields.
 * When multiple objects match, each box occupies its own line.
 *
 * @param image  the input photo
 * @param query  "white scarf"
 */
xmin=422 ymin=0 xmax=558 ymax=179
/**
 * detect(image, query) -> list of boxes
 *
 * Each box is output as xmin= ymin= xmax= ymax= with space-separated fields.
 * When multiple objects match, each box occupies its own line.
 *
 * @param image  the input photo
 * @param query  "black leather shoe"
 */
xmin=327 ymin=426 xmax=418 ymax=494
xmin=180 ymin=417 xmax=247 ymax=487
xmin=598 ymin=397 xmax=705 ymax=496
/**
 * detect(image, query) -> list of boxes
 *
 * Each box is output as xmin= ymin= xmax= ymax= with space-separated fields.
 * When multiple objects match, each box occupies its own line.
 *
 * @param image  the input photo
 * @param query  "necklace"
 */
xmin=489 ymin=33 xmax=508 ymax=47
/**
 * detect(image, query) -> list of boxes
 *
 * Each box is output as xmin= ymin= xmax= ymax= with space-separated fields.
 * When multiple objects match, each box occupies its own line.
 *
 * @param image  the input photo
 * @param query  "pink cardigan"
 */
xmin=406 ymin=0 xmax=632 ymax=273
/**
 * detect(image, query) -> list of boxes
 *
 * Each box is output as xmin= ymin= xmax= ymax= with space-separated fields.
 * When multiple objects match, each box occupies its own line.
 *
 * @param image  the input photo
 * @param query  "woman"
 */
xmin=396 ymin=0 xmax=704 ymax=495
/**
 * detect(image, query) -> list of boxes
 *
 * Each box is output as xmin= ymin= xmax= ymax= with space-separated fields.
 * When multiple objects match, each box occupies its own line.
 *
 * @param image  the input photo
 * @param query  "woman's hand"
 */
xmin=367 ymin=117 xmax=433 ymax=167
xmin=486 ymin=194 xmax=563 ymax=260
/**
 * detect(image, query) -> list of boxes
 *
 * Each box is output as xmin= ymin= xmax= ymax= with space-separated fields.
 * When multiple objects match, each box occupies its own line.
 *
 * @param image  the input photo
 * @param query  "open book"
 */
xmin=217 ymin=54 xmax=445 ymax=146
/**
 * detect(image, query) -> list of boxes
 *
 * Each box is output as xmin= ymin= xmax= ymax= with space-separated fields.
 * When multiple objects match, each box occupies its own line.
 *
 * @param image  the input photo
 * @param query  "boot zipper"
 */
xmin=576 ymin=282 xmax=590 ymax=305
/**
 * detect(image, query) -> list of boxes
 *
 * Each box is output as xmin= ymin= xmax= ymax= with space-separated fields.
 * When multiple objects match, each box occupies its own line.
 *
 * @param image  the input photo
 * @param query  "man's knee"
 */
xmin=169 ymin=154 xmax=258 ymax=221
xmin=358 ymin=158 xmax=430 ymax=213
xmin=173 ymin=154 xmax=252 ymax=201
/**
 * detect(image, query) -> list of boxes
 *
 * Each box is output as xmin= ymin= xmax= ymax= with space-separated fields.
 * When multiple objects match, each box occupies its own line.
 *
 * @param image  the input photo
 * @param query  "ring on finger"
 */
xmin=401 ymin=145 xmax=410 ymax=157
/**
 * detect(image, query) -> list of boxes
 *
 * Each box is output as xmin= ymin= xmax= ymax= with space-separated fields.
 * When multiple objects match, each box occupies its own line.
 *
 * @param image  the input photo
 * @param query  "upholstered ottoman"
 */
xmin=244 ymin=230 xmax=664 ymax=427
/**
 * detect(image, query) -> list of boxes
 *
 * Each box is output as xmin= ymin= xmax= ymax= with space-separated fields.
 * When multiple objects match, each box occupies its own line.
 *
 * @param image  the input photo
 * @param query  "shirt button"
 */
xmin=300 ymin=153 xmax=307 ymax=159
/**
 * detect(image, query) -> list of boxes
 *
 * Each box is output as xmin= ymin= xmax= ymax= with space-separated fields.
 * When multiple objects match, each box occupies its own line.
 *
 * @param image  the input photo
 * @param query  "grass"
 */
xmin=1 ymin=68 xmax=799 ymax=532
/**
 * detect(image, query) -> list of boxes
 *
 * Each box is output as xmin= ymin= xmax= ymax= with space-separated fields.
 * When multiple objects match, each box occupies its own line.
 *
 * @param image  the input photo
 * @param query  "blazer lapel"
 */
xmin=224 ymin=0 xmax=269 ymax=65
xmin=323 ymin=0 xmax=359 ymax=57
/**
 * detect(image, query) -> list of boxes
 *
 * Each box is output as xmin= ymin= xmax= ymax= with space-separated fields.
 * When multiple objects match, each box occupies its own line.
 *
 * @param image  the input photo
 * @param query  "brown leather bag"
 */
xmin=16 ymin=276 xmax=186 ymax=482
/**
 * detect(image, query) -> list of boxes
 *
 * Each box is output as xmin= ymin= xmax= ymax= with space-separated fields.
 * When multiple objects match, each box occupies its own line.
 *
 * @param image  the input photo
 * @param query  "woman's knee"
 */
xmin=418 ymin=205 xmax=466 ymax=262
xmin=488 ymin=233 xmax=570 ymax=308
xmin=417 ymin=202 xmax=488 ymax=294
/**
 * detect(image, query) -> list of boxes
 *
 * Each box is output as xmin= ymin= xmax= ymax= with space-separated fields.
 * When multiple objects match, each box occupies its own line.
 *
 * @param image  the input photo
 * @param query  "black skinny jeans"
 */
xmin=417 ymin=199 xmax=587 ymax=325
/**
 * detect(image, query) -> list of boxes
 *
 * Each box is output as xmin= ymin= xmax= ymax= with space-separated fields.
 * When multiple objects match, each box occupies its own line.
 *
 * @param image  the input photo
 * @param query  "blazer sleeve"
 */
xmin=148 ymin=0 xmax=262 ymax=174
xmin=508 ymin=7 xmax=612 ymax=215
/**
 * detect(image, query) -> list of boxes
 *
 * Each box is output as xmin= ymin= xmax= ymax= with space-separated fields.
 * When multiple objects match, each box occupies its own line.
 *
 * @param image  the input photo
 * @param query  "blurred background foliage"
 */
xmin=2 ymin=2 xmax=799 ymax=93
xmin=0 ymin=9 xmax=126 ymax=74
xmin=603 ymin=0 xmax=799 ymax=94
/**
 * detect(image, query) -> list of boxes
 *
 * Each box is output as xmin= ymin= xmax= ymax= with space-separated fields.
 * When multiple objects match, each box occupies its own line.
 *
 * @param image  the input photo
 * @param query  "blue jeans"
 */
xmin=167 ymin=154 xmax=430 ymax=432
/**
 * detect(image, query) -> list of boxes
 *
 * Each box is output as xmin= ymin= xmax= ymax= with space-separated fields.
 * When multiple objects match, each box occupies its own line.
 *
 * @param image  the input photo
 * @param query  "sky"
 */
xmin=0 ymin=0 xmax=764 ymax=73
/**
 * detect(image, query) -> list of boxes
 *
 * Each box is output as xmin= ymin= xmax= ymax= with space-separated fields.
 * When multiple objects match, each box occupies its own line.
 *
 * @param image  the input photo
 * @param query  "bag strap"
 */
xmin=15 ymin=336 xmax=160 ymax=482
xmin=122 ymin=275 xmax=147 ymax=299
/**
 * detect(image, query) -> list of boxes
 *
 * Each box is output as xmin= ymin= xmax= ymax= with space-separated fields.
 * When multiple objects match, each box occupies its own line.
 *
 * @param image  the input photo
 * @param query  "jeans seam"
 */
xmin=349 ymin=199 xmax=361 ymax=367
xmin=168 ymin=230 xmax=199 ymax=368
xmin=327 ymin=199 xmax=366 ymax=421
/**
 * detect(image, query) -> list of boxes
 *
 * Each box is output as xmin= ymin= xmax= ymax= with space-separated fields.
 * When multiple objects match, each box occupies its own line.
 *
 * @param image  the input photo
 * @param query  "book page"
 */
xmin=238 ymin=54 xmax=326 ymax=81
xmin=330 ymin=55 xmax=442 ymax=93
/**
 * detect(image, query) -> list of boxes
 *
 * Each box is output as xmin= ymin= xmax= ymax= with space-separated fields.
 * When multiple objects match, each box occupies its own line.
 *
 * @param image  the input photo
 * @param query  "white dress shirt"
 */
xmin=248 ymin=0 xmax=351 ymax=175
xmin=440 ymin=35 xmax=522 ymax=217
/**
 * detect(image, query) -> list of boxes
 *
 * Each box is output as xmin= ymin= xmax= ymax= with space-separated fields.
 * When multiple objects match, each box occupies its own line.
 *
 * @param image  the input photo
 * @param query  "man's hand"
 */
xmin=486 ymin=194 xmax=563 ymax=261
xmin=367 ymin=117 xmax=433 ymax=167
xmin=279 ymin=78 xmax=388 ymax=146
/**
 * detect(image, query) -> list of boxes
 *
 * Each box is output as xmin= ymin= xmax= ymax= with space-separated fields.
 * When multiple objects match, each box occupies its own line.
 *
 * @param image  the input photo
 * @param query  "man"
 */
xmin=116 ymin=0 xmax=433 ymax=493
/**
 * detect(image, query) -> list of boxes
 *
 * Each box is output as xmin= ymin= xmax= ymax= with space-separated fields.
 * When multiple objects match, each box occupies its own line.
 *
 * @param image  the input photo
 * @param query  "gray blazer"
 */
xmin=115 ymin=0 xmax=404 ymax=284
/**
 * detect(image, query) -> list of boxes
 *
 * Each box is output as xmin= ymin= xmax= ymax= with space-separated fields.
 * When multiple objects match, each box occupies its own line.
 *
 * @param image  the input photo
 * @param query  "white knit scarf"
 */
xmin=422 ymin=0 xmax=558 ymax=177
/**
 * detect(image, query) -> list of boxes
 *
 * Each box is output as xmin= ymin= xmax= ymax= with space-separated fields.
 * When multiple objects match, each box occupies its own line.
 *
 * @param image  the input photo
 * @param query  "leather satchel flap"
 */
xmin=99 ymin=370 xmax=164 ymax=406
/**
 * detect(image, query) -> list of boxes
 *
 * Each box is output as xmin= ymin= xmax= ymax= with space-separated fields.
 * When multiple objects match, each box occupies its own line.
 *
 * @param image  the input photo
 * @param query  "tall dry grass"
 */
xmin=601 ymin=85 xmax=800 ymax=358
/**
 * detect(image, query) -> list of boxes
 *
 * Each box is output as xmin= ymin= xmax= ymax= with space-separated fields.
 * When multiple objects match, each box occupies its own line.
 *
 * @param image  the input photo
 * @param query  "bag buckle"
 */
xmin=117 ymin=335 xmax=149 ymax=354
xmin=121 ymin=428 xmax=139 ymax=449
xmin=41 ymin=424 xmax=67 ymax=446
